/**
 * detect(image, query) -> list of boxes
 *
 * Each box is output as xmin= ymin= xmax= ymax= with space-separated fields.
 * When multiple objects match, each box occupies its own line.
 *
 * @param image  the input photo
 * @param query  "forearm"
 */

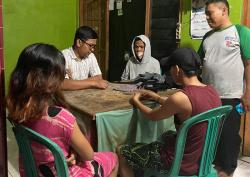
xmin=62 ymin=79 xmax=97 ymax=90
xmin=133 ymin=99 xmax=154 ymax=118
xmin=133 ymin=99 xmax=170 ymax=121
xmin=87 ymin=74 xmax=102 ymax=80
xmin=71 ymin=122 xmax=94 ymax=161
xmin=155 ymin=96 xmax=167 ymax=105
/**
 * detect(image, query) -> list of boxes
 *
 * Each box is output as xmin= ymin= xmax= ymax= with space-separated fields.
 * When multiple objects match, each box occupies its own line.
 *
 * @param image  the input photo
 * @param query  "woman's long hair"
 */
xmin=6 ymin=43 xmax=68 ymax=123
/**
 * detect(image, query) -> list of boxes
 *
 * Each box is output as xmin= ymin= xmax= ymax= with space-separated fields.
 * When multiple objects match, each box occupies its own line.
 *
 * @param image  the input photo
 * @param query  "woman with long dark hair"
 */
xmin=7 ymin=43 xmax=118 ymax=177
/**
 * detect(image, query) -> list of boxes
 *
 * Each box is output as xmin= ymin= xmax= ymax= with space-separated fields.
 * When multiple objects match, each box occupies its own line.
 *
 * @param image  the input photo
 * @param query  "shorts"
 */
xmin=120 ymin=141 xmax=168 ymax=172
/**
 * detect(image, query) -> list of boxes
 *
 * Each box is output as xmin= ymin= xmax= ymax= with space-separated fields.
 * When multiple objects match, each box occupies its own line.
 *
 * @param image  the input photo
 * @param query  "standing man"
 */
xmin=198 ymin=0 xmax=250 ymax=176
xmin=62 ymin=26 xmax=108 ymax=90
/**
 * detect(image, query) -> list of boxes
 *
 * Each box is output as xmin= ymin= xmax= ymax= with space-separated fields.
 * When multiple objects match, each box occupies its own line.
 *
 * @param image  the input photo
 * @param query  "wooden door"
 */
xmin=79 ymin=0 xmax=109 ymax=78
xmin=241 ymin=113 xmax=250 ymax=156
xmin=241 ymin=0 xmax=250 ymax=156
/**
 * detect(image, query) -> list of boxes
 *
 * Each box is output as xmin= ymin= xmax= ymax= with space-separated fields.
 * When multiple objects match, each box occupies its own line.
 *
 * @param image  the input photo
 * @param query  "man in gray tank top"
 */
xmin=198 ymin=0 xmax=250 ymax=176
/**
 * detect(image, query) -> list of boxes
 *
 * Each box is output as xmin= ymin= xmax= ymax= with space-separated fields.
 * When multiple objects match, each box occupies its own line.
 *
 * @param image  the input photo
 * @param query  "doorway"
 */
xmin=108 ymin=0 xmax=146 ymax=81
xmin=79 ymin=0 xmax=180 ymax=81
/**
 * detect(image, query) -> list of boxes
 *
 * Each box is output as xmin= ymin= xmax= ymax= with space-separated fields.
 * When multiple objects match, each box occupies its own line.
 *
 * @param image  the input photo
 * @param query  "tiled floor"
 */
xmin=7 ymin=120 xmax=250 ymax=177
xmin=234 ymin=157 xmax=250 ymax=177
xmin=7 ymin=121 xmax=19 ymax=177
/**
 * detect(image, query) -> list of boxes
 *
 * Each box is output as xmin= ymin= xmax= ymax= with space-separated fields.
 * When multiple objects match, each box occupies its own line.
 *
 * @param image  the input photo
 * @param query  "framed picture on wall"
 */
xmin=190 ymin=0 xmax=211 ymax=39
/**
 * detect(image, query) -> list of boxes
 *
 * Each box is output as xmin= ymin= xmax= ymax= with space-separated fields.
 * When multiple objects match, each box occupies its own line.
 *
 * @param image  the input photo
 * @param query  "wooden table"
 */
xmin=63 ymin=83 xmax=177 ymax=151
xmin=63 ymin=83 xmax=177 ymax=119
xmin=64 ymin=84 xmax=133 ymax=119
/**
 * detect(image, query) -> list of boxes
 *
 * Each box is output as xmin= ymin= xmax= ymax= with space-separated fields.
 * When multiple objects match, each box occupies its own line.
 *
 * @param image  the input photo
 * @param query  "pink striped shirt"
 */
xmin=19 ymin=107 xmax=116 ymax=177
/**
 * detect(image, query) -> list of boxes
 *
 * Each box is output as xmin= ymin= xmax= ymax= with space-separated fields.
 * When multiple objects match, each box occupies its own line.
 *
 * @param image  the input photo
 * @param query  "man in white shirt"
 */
xmin=62 ymin=26 xmax=108 ymax=90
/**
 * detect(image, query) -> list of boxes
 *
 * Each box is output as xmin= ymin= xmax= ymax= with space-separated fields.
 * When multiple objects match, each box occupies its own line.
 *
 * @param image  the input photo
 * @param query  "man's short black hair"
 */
xmin=206 ymin=0 xmax=230 ymax=15
xmin=73 ymin=26 xmax=98 ymax=46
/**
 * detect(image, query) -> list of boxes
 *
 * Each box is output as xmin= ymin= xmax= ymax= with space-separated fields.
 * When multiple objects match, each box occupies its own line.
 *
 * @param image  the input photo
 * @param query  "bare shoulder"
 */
xmin=168 ymin=91 xmax=189 ymax=104
xmin=166 ymin=91 xmax=191 ymax=110
xmin=163 ymin=90 xmax=192 ymax=119
xmin=154 ymin=90 xmax=191 ymax=119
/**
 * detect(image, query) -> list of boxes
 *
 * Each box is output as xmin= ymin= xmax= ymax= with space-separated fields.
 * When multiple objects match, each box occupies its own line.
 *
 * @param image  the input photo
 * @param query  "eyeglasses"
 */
xmin=81 ymin=40 xmax=96 ymax=50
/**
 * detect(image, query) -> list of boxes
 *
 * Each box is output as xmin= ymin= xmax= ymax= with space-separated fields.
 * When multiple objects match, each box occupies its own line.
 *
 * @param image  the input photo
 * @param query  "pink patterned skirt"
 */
xmin=20 ymin=152 xmax=117 ymax=177
xmin=69 ymin=152 xmax=117 ymax=177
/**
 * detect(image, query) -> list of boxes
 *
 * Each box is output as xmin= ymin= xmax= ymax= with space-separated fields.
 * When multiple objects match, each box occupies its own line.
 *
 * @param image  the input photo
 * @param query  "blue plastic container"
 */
xmin=235 ymin=103 xmax=244 ymax=115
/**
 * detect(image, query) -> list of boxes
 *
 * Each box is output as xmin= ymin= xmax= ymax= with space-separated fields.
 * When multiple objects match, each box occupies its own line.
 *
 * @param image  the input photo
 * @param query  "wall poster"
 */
xmin=190 ymin=0 xmax=211 ymax=39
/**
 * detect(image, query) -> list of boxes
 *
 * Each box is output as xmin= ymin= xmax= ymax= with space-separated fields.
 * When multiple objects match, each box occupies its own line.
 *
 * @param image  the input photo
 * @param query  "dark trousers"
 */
xmin=214 ymin=99 xmax=242 ymax=175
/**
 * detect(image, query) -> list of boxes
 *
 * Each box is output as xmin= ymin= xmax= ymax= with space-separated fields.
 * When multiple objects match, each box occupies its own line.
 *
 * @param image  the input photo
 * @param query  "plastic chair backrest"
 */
xmin=166 ymin=105 xmax=232 ymax=176
xmin=12 ymin=123 xmax=69 ymax=177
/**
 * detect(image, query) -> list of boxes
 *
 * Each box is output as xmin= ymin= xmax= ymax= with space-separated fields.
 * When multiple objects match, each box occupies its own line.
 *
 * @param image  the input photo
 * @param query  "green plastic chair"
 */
xmin=12 ymin=123 xmax=69 ymax=177
xmin=143 ymin=105 xmax=232 ymax=177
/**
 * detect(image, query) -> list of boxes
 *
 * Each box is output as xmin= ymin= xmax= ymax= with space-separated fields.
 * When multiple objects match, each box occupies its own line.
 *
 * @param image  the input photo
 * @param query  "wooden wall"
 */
xmin=241 ymin=113 xmax=250 ymax=156
xmin=242 ymin=0 xmax=250 ymax=27
xmin=241 ymin=0 xmax=250 ymax=156
xmin=0 ymin=0 xmax=7 ymax=175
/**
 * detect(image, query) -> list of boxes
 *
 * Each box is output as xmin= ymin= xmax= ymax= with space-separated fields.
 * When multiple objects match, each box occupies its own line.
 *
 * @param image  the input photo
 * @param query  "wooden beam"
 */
xmin=242 ymin=113 xmax=250 ymax=156
xmin=242 ymin=0 xmax=250 ymax=27
xmin=0 ymin=1 xmax=7 ymax=176
xmin=241 ymin=0 xmax=250 ymax=156
xmin=79 ymin=0 xmax=84 ymax=26
xmin=104 ymin=0 xmax=109 ymax=79
xmin=145 ymin=0 xmax=151 ymax=36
